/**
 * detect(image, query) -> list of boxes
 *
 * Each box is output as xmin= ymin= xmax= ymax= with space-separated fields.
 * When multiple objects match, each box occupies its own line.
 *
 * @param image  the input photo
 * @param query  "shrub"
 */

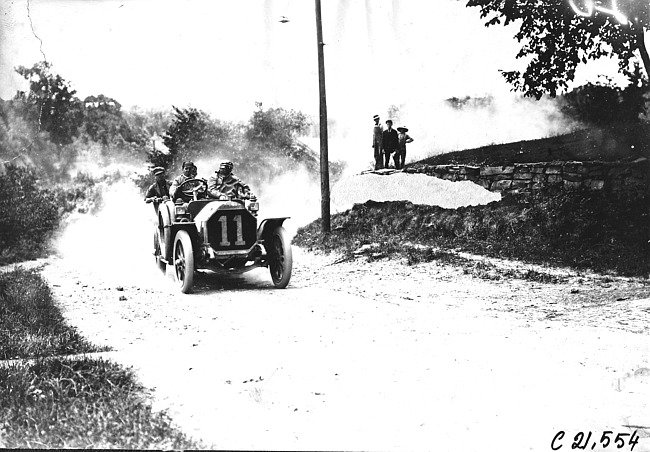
xmin=0 ymin=166 xmax=62 ymax=263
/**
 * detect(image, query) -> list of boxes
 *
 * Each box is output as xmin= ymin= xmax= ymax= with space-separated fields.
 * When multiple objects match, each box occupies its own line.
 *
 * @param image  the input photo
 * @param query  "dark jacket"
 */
xmin=144 ymin=180 xmax=170 ymax=200
xmin=207 ymin=172 xmax=249 ymax=199
xmin=382 ymin=128 xmax=398 ymax=152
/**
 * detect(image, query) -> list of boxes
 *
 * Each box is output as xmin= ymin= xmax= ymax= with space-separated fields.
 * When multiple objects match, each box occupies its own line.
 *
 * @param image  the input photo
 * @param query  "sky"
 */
xmin=0 ymin=0 xmax=626 ymax=168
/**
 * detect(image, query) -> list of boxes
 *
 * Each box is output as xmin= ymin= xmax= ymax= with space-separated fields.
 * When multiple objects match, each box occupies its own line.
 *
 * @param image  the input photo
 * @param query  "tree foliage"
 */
xmin=560 ymin=63 xmax=650 ymax=126
xmin=14 ymin=62 xmax=84 ymax=145
xmin=245 ymin=102 xmax=310 ymax=154
xmin=466 ymin=0 xmax=650 ymax=98
xmin=158 ymin=106 xmax=233 ymax=171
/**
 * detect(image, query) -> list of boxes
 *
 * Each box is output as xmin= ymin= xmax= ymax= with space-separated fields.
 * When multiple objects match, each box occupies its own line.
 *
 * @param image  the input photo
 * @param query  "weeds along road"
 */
xmin=40 ymin=247 xmax=650 ymax=452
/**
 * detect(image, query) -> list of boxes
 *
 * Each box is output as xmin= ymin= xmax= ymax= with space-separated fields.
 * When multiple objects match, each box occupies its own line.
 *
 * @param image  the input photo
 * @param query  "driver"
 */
xmin=207 ymin=161 xmax=256 ymax=201
xmin=170 ymin=161 xmax=197 ymax=202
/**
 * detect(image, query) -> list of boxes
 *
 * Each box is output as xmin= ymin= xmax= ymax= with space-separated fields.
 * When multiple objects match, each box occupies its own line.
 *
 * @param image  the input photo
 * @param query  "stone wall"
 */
xmin=406 ymin=159 xmax=649 ymax=195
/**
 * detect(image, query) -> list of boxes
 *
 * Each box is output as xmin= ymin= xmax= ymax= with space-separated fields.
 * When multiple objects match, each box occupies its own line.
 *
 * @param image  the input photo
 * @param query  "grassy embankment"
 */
xmin=295 ymin=126 xmax=649 ymax=279
xmin=0 ymin=267 xmax=204 ymax=448
xmin=294 ymin=190 xmax=649 ymax=278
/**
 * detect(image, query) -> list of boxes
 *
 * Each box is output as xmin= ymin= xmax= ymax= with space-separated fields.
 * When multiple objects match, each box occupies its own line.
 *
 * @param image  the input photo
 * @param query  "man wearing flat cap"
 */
xmin=144 ymin=166 xmax=170 ymax=212
xmin=208 ymin=161 xmax=256 ymax=201
xmin=372 ymin=114 xmax=384 ymax=170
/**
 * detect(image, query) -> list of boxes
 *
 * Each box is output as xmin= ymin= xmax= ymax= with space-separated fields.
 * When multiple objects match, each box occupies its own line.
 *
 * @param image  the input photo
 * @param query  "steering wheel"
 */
xmin=178 ymin=178 xmax=207 ymax=200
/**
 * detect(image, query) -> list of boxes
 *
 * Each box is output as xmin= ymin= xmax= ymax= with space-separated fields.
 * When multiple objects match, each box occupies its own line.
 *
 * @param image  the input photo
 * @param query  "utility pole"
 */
xmin=315 ymin=0 xmax=331 ymax=232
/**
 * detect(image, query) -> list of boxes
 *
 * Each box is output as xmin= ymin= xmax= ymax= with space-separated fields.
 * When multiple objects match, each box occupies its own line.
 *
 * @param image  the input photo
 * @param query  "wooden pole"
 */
xmin=315 ymin=0 xmax=331 ymax=232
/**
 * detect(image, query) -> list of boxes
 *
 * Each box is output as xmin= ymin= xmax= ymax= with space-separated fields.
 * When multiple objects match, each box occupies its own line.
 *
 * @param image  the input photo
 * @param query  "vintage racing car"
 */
xmin=153 ymin=178 xmax=292 ymax=293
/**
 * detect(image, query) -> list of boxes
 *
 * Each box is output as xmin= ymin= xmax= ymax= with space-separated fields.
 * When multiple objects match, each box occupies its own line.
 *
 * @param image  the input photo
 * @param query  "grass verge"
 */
xmin=0 ymin=267 xmax=206 ymax=448
xmin=0 ymin=358 xmax=204 ymax=449
xmin=0 ymin=267 xmax=107 ymax=360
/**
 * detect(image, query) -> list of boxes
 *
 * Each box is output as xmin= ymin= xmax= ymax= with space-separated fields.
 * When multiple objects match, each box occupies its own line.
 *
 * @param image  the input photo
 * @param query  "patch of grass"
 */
xmin=0 ymin=267 xmax=106 ymax=360
xmin=0 ymin=357 xmax=205 ymax=449
xmin=294 ymin=190 xmax=649 ymax=277
xmin=0 ymin=267 xmax=205 ymax=447
xmin=411 ymin=123 xmax=650 ymax=166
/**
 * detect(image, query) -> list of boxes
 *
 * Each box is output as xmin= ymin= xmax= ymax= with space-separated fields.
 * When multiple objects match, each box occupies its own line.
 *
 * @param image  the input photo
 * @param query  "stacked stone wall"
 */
xmin=406 ymin=159 xmax=649 ymax=195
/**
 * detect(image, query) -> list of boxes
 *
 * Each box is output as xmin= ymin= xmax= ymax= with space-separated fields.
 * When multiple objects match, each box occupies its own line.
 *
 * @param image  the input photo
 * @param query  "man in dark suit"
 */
xmin=382 ymin=120 xmax=398 ymax=169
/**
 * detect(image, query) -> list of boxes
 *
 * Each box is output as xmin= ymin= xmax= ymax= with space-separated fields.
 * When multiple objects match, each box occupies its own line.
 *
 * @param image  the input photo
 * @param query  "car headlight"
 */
xmin=248 ymin=201 xmax=259 ymax=212
xmin=175 ymin=205 xmax=187 ymax=215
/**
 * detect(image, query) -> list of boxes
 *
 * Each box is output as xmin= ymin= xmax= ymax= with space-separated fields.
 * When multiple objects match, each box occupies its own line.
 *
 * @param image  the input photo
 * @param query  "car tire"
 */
xmin=268 ymin=226 xmax=292 ymax=289
xmin=158 ymin=202 xmax=173 ymax=261
xmin=173 ymin=230 xmax=194 ymax=293
xmin=154 ymin=229 xmax=166 ymax=274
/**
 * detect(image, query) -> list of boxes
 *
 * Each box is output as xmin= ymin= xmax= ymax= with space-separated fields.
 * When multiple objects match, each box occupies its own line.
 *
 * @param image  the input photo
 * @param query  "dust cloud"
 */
xmin=301 ymin=94 xmax=579 ymax=175
xmin=52 ymin=91 xmax=568 ymax=287
xmin=54 ymin=180 xmax=172 ymax=289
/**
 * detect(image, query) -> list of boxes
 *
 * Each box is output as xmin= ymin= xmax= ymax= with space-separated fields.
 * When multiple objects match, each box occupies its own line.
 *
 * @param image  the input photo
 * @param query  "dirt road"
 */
xmin=39 ymin=245 xmax=650 ymax=452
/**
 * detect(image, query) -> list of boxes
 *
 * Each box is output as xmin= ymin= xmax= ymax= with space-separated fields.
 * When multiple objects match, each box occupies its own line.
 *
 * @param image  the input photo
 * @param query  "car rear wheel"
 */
xmin=158 ymin=202 xmax=173 ymax=260
xmin=154 ymin=230 xmax=166 ymax=274
xmin=173 ymin=230 xmax=194 ymax=293
xmin=268 ymin=226 xmax=292 ymax=289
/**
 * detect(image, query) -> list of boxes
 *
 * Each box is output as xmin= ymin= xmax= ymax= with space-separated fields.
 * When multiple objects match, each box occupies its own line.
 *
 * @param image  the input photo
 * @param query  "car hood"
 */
xmin=193 ymin=200 xmax=246 ymax=223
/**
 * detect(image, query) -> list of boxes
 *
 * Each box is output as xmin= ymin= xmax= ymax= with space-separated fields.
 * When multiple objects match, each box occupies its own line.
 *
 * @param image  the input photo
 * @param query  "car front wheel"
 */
xmin=173 ymin=230 xmax=194 ymax=293
xmin=268 ymin=226 xmax=292 ymax=289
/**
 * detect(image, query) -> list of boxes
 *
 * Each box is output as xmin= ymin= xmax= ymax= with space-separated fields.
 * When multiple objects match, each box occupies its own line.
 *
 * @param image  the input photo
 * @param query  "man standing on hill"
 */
xmin=395 ymin=126 xmax=414 ymax=170
xmin=372 ymin=114 xmax=383 ymax=170
xmin=382 ymin=119 xmax=398 ymax=169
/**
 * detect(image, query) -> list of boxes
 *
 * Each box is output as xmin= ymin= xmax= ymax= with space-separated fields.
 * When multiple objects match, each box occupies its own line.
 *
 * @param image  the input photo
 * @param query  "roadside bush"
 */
xmin=0 ymin=165 xmax=110 ymax=264
xmin=0 ymin=166 xmax=62 ymax=264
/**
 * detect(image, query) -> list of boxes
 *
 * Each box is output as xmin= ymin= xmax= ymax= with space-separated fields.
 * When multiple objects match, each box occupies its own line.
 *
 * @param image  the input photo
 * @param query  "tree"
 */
xmin=14 ymin=61 xmax=83 ymax=144
xmin=465 ymin=0 xmax=650 ymax=98
xmin=159 ymin=106 xmax=232 ymax=171
xmin=560 ymin=62 xmax=650 ymax=126
xmin=245 ymin=102 xmax=310 ymax=155
xmin=81 ymin=94 xmax=126 ymax=146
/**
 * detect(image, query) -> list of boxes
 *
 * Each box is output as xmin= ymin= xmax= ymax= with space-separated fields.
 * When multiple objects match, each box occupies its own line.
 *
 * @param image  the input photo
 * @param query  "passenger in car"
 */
xmin=207 ymin=161 xmax=256 ymax=201
xmin=170 ymin=161 xmax=196 ymax=202
xmin=144 ymin=166 xmax=170 ymax=212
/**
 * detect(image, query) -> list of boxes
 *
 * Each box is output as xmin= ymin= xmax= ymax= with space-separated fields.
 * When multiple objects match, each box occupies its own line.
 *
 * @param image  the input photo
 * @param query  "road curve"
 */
xmin=40 ymin=248 xmax=650 ymax=451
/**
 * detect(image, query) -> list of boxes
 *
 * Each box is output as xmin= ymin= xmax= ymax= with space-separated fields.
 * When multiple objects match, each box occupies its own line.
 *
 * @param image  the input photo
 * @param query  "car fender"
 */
xmin=257 ymin=217 xmax=290 ymax=241
xmin=170 ymin=223 xmax=201 ymax=259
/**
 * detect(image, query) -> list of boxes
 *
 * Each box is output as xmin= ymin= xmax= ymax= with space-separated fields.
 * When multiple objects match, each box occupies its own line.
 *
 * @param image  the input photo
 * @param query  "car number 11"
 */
xmin=218 ymin=215 xmax=246 ymax=246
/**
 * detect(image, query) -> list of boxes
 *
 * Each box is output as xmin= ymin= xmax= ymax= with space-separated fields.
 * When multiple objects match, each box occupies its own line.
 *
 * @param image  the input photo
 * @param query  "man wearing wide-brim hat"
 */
xmin=144 ymin=166 xmax=170 ymax=212
xmin=395 ymin=126 xmax=413 ymax=170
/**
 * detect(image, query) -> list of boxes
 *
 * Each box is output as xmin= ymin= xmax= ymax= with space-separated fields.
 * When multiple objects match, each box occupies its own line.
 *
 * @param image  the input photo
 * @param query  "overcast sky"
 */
xmin=0 ymin=0 xmax=625 ymax=163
